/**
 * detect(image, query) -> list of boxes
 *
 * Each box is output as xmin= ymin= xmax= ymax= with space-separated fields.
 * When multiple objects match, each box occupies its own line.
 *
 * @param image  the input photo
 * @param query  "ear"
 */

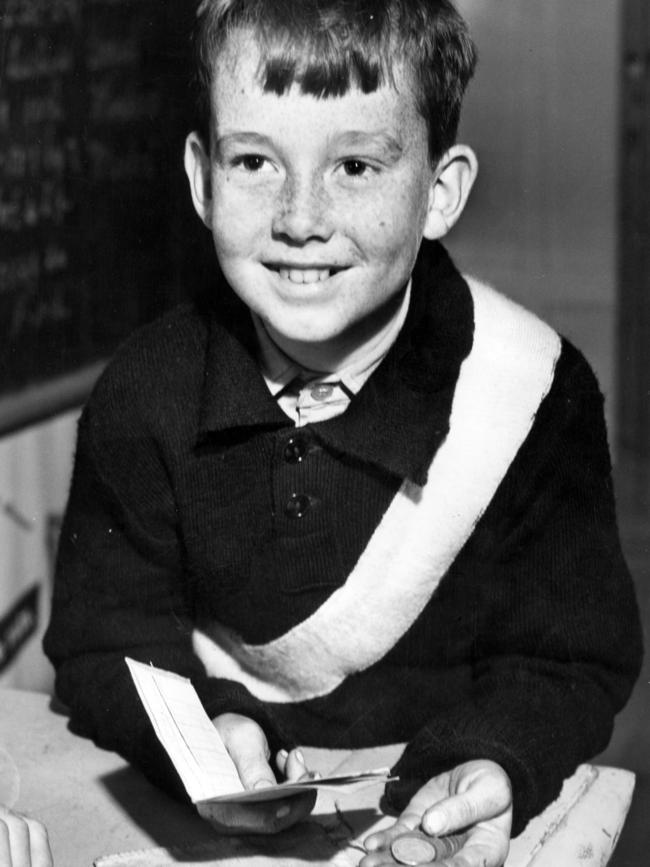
xmin=423 ymin=144 xmax=478 ymax=240
xmin=184 ymin=131 xmax=213 ymax=227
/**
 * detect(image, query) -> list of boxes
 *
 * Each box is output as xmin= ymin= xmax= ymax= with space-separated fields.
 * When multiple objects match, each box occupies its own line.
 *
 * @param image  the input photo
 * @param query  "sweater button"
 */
xmin=310 ymin=383 xmax=334 ymax=400
xmin=285 ymin=493 xmax=311 ymax=519
xmin=284 ymin=436 xmax=307 ymax=464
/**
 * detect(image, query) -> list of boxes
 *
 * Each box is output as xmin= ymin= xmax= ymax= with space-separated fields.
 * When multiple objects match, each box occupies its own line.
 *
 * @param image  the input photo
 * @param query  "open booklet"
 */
xmin=125 ymin=657 xmax=395 ymax=806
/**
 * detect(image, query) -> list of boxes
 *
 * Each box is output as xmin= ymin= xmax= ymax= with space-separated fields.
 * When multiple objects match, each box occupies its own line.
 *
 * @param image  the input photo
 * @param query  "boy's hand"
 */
xmin=0 ymin=806 xmax=54 ymax=867
xmin=361 ymin=760 xmax=512 ymax=867
xmin=196 ymin=713 xmax=317 ymax=835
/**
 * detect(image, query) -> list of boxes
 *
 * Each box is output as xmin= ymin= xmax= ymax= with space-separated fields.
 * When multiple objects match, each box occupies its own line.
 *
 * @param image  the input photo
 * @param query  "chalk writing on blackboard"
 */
xmin=1 ymin=0 xmax=191 ymax=411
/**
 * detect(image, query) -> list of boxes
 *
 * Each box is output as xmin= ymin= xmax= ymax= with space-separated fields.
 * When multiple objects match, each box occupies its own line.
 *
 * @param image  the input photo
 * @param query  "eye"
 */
xmin=233 ymin=154 xmax=270 ymax=172
xmin=341 ymin=159 xmax=371 ymax=177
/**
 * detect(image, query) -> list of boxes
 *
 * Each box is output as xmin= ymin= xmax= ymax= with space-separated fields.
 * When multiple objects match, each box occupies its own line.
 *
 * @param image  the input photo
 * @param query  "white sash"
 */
xmin=193 ymin=280 xmax=562 ymax=703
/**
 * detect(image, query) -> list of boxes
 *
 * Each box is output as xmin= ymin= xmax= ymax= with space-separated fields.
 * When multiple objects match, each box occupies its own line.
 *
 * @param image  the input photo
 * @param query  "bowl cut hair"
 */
xmin=193 ymin=0 xmax=477 ymax=163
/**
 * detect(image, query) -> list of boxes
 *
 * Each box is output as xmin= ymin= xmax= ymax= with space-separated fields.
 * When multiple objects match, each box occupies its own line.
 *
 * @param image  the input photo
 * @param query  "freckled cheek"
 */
xmin=337 ymin=197 xmax=392 ymax=255
xmin=357 ymin=212 xmax=411 ymax=261
xmin=211 ymin=191 xmax=273 ymax=256
xmin=363 ymin=182 xmax=421 ymax=233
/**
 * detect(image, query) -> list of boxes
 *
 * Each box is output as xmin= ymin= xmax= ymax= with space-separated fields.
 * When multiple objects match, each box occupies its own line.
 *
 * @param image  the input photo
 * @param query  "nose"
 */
xmin=271 ymin=172 xmax=333 ymax=243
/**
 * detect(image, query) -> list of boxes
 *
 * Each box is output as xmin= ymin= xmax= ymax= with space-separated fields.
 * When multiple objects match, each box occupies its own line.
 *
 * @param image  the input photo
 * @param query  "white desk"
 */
xmin=0 ymin=689 xmax=635 ymax=866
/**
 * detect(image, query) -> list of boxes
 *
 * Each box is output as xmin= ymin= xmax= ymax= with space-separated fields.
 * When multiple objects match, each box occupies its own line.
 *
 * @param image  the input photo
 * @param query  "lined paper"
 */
xmin=126 ymin=658 xmax=393 ymax=805
xmin=126 ymin=658 xmax=243 ymax=802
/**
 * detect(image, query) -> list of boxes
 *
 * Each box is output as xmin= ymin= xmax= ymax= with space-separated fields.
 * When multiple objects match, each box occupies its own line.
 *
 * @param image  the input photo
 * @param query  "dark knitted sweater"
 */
xmin=44 ymin=241 xmax=642 ymax=837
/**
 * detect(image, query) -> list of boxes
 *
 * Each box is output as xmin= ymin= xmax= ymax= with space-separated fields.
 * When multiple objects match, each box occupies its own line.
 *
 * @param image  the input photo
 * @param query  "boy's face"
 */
xmin=185 ymin=32 xmax=463 ymax=358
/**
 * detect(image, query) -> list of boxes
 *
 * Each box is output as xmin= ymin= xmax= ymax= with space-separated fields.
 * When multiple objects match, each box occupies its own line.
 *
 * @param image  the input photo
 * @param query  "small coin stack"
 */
xmin=389 ymin=831 xmax=463 ymax=865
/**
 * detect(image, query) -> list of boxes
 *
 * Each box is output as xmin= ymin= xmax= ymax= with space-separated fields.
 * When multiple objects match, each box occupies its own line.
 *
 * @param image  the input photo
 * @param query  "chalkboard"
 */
xmin=0 ymin=0 xmax=208 ymax=433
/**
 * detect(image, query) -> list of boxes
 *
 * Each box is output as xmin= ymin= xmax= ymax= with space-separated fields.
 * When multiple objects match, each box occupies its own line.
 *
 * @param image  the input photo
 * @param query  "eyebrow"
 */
xmin=333 ymin=131 xmax=404 ymax=160
xmin=215 ymin=132 xmax=273 ymax=150
xmin=215 ymin=129 xmax=404 ymax=160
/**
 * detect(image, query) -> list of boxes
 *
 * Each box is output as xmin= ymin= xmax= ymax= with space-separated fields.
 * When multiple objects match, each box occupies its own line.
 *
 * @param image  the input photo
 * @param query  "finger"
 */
xmin=26 ymin=817 xmax=54 ymax=867
xmin=363 ymin=818 xmax=415 ymax=853
xmin=1 ymin=811 xmax=31 ymax=867
xmin=198 ymin=788 xmax=317 ymax=835
xmin=280 ymin=787 xmax=317 ymax=826
xmin=0 ymin=820 xmax=12 ymax=867
xmin=236 ymin=758 xmax=275 ymax=790
xmin=283 ymin=748 xmax=309 ymax=782
xmin=359 ymin=848 xmax=408 ymax=867
xmin=276 ymin=749 xmax=289 ymax=777
xmin=238 ymin=752 xmax=276 ymax=791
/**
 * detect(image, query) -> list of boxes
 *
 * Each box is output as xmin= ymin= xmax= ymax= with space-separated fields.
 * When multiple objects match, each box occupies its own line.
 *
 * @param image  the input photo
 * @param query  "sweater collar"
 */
xmin=197 ymin=240 xmax=474 ymax=486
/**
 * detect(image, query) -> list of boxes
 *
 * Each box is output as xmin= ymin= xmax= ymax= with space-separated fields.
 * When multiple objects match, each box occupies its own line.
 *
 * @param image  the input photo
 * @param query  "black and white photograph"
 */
xmin=0 ymin=2 xmax=648 ymax=865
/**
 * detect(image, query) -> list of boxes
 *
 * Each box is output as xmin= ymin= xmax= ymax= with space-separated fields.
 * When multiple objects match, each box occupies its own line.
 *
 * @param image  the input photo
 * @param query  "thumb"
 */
xmin=237 ymin=748 xmax=276 ymax=791
xmin=420 ymin=791 xmax=481 ymax=836
xmin=420 ymin=764 xmax=512 ymax=836
xmin=213 ymin=713 xmax=276 ymax=790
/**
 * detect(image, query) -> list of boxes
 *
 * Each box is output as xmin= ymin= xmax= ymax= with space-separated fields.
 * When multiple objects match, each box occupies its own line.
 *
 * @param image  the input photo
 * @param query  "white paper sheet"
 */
xmin=125 ymin=658 xmax=393 ymax=805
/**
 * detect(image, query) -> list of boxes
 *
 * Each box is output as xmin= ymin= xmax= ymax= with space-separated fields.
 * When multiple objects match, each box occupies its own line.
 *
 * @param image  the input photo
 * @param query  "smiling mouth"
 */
xmin=265 ymin=264 xmax=346 ymax=285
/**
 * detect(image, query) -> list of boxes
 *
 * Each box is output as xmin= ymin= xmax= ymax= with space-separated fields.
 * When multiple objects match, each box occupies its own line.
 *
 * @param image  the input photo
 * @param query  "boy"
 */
xmin=44 ymin=1 xmax=642 ymax=865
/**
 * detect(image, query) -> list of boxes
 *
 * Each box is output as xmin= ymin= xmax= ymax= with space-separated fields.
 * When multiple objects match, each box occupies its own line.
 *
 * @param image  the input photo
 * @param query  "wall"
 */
xmin=448 ymin=0 xmax=620 ymax=432
xmin=0 ymin=409 xmax=78 ymax=691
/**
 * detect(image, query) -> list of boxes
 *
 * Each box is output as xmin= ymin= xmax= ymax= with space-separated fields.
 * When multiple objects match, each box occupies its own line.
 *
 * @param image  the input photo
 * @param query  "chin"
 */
xmin=270 ymin=324 xmax=342 ymax=346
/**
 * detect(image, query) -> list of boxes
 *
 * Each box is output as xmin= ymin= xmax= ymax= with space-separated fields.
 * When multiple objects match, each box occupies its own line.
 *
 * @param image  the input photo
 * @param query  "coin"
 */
xmin=390 ymin=832 xmax=439 ymax=865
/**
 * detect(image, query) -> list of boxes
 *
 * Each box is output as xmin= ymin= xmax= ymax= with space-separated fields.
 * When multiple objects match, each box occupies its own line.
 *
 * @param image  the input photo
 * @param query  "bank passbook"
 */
xmin=125 ymin=657 xmax=394 ymax=806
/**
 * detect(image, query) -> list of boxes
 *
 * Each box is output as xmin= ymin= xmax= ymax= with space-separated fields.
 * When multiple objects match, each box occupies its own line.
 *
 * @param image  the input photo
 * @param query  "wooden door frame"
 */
xmin=618 ymin=1 xmax=650 ymax=473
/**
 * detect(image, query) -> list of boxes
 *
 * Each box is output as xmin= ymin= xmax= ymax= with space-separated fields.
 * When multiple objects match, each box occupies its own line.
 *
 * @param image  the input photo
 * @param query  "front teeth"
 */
xmin=279 ymin=268 xmax=331 ymax=284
